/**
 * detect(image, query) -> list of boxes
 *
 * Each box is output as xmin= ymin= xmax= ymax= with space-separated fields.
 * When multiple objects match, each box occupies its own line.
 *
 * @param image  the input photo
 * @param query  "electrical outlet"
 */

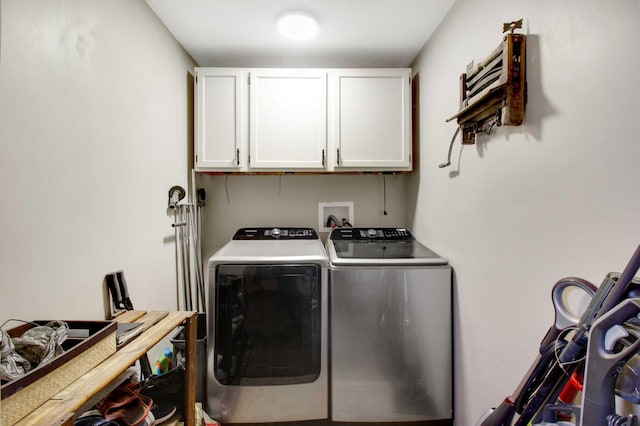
xmin=318 ymin=202 xmax=354 ymax=232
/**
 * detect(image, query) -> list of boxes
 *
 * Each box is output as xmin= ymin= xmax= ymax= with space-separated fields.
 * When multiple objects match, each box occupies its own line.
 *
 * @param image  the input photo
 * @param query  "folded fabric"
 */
xmin=13 ymin=320 xmax=69 ymax=365
xmin=0 ymin=329 xmax=32 ymax=381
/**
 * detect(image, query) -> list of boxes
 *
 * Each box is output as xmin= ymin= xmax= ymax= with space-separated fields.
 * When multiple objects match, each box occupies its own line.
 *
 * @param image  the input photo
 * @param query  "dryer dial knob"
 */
xmin=366 ymin=228 xmax=378 ymax=238
xmin=271 ymin=228 xmax=282 ymax=237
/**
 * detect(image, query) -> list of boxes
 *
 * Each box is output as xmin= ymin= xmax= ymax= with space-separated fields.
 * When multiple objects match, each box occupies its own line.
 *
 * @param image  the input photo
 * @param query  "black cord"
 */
xmin=224 ymin=176 xmax=230 ymax=203
xmin=383 ymin=175 xmax=388 ymax=215
xmin=513 ymin=339 xmax=566 ymax=412
xmin=0 ymin=319 xmax=39 ymax=329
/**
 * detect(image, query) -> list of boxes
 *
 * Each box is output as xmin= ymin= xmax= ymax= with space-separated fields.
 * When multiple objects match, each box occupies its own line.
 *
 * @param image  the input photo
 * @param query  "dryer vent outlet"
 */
xmin=319 ymin=202 xmax=354 ymax=232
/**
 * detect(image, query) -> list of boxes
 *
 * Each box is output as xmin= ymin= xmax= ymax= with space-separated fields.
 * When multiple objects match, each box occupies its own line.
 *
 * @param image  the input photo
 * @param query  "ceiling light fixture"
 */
xmin=277 ymin=12 xmax=319 ymax=41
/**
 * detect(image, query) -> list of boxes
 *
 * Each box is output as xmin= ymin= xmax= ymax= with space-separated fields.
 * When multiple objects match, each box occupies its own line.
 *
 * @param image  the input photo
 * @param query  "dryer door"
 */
xmin=213 ymin=263 xmax=321 ymax=386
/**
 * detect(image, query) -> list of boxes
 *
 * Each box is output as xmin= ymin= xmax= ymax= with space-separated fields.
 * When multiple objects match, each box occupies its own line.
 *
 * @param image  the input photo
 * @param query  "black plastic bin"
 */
xmin=171 ymin=312 xmax=207 ymax=403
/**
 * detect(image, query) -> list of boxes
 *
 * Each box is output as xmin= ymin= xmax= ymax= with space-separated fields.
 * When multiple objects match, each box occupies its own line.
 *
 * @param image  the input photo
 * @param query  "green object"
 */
xmin=155 ymin=347 xmax=173 ymax=375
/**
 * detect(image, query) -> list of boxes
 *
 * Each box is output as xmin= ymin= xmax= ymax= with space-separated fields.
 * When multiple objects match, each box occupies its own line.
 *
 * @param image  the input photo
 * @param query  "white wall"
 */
xmin=5 ymin=0 xmax=640 ymax=422
xmin=0 ymin=0 xmax=195 ymax=319
xmin=410 ymin=0 xmax=640 ymax=424
xmin=198 ymin=173 xmax=408 ymax=259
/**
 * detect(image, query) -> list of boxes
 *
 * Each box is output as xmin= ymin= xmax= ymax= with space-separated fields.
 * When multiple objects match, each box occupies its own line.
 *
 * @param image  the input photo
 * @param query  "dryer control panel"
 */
xmin=233 ymin=227 xmax=318 ymax=240
xmin=330 ymin=227 xmax=413 ymax=240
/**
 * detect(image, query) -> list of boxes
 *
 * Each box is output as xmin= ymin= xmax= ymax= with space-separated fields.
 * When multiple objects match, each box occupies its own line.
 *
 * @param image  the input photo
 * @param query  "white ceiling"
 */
xmin=145 ymin=0 xmax=456 ymax=68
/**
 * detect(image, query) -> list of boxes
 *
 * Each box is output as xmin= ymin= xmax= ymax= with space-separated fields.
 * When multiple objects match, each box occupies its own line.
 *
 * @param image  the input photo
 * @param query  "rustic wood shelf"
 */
xmin=12 ymin=310 xmax=198 ymax=426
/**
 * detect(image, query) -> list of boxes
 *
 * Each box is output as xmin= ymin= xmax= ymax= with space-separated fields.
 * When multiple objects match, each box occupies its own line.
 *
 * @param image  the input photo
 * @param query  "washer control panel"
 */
xmin=330 ymin=227 xmax=413 ymax=241
xmin=233 ymin=227 xmax=318 ymax=240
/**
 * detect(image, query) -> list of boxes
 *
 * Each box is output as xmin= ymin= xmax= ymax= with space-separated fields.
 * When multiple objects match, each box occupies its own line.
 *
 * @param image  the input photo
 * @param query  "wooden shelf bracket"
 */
xmin=441 ymin=19 xmax=527 ymax=165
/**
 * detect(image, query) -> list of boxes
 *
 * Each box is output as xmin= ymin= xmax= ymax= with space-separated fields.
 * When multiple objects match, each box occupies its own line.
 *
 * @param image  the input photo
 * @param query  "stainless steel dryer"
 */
xmin=206 ymin=227 xmax=328 ymax=423
xmin=327 ymin=227 xmax=452 ymax=424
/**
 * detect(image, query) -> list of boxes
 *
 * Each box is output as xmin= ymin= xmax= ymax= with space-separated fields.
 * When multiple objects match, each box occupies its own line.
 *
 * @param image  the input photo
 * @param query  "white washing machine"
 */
xmin=206 ymin=227 xmax=328 ymax=423
xmin=327 ymin=227 xmax=453 ymax=424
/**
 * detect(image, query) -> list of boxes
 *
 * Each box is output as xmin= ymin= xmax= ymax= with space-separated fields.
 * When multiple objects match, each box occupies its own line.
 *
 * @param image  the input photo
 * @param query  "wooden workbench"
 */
xmin=13 ymin=310 xmax=198 ymax=426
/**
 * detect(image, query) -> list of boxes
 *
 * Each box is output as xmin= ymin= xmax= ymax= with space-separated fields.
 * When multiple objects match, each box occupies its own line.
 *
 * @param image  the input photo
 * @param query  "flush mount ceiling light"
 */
xmin=277 ymin=12 xmax=319 ymax=41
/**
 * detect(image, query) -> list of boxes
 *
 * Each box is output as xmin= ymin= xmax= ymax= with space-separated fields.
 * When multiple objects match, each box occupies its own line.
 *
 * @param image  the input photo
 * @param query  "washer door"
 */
xmin=214 ymin=263 xmax=321 ymax=386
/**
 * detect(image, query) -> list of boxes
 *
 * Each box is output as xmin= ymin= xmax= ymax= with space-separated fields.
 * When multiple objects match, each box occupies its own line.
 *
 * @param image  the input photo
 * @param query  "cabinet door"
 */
xmin=249 ymin=70 xmax=327 ymax=170
xmin=332 ymin=69 xmax=411 ymax=170
xmin=195 ymin=68 xmax=244 ymax=170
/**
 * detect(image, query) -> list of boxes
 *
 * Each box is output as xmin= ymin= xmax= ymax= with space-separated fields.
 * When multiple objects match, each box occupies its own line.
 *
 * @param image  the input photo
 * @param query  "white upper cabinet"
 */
xmin=331 ymin=69 xmax=412 ymax=170
xmin=249 ymin=69 xmax=327 ymax=170
xmin=195 ymin=68 xmax=244 ymax=170
xmin=194 ymin=67 xmax=412 ymax=173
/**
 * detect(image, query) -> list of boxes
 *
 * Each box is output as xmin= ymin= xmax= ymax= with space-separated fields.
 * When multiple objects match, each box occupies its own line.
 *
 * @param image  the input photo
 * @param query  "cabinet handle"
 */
xmin=322 ymin=149 xmax=325 ymax=167
xmin=236 ymin=148 xmax=240 ymax=166
xmin=337 ymin=148 xmax=341 ymax=165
